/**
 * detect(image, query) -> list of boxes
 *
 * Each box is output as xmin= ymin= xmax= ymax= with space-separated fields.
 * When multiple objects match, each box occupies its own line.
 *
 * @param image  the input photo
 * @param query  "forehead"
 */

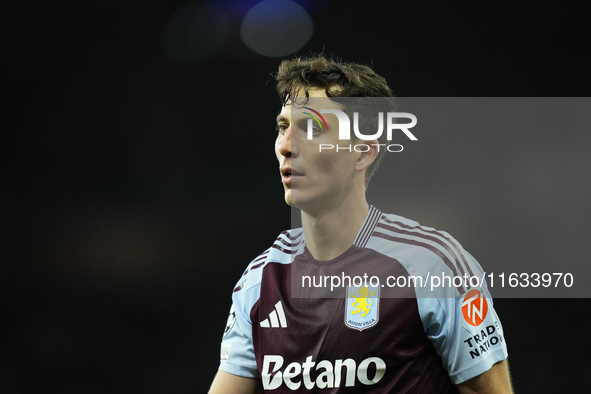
xmin=277 ymin=88 xmax=341 ymax=121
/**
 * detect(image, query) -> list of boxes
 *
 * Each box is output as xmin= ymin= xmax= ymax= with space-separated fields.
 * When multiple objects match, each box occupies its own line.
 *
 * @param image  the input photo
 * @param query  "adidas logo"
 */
xmin=260 ymin=301 xmax=287 ymax=328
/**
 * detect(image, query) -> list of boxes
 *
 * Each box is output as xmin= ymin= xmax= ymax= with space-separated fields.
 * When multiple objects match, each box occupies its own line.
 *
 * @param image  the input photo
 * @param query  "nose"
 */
xmin=277 ymin=125 xmax=292 ymax=158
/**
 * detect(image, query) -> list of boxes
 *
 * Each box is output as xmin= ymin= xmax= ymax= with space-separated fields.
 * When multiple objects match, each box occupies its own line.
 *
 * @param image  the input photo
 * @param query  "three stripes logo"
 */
xmin=260 ymin=301 xmax=287 ymax=328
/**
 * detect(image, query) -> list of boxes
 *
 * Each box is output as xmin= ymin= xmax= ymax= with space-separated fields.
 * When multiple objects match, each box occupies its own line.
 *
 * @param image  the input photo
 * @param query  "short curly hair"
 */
xmin=274 ymin=55 xmax=395 ymax=186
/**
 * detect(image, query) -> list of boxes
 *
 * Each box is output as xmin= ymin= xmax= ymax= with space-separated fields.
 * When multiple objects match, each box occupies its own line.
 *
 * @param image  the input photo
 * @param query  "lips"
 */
xmin=282 ymin=168 xmax=304 ymax=176
xmin=280 ymin=167 xmax=304 ymax=183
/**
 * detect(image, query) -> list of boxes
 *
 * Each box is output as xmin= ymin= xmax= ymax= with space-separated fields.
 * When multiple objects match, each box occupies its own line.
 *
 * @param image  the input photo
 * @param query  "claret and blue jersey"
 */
xmin=219 ymin=206 xmax=508 ymax=392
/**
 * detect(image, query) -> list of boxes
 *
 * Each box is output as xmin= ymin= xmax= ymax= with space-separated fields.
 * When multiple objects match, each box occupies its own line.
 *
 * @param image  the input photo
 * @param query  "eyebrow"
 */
xmin=276 ymin=115 xmax=289 ymax=124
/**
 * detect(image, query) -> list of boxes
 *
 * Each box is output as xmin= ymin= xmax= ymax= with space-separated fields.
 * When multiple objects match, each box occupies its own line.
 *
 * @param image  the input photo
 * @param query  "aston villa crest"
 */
xmin=345 ymin=285 xmax=380 ymax=331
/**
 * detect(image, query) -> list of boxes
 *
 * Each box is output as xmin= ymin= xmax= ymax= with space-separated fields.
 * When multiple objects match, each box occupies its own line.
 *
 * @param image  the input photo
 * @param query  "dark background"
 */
xmin=3 ymin=0 xmax=590 ymax=392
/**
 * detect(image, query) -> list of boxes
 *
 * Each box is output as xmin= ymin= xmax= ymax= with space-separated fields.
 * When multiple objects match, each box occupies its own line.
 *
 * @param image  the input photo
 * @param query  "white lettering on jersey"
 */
xmin=261 ymin=355 xmax=386 ymax=390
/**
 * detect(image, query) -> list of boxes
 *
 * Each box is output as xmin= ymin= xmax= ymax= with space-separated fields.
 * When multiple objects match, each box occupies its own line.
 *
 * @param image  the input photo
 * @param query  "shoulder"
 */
xmin=368 ymin=210 xmax=483 ymax=296
xmin=370 ymin=211 xmax=468 ymax=259
xmin=374 ymin=212 xmax=465 ymax=252
xmin=232 ymin=228 xmax=304 ymax=295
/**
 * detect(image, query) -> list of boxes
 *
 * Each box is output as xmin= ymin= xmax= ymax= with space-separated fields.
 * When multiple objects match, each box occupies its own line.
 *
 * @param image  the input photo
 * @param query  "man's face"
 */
xmin=275 ymin=88 xmax=364 ymax=211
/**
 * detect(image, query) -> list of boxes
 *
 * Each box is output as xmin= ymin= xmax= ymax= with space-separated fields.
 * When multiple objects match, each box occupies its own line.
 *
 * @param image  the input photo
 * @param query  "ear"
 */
xmin=354 ymin=139 xmax=379 ymax=173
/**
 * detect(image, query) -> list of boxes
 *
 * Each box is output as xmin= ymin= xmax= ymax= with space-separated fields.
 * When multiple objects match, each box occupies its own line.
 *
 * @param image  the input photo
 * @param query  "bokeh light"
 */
xmin=240 ymin=0 xmax=314 ymax=57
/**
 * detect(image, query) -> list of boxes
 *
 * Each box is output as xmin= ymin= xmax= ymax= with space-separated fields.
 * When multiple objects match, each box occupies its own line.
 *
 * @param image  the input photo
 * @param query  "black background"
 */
xmin=3 ymin=0 xmax=590 ymax=392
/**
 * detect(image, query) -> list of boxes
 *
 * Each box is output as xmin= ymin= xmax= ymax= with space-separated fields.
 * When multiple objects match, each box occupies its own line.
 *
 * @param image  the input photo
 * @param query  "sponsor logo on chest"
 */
xmin=262 ymin=354 xmax=385 ymax=390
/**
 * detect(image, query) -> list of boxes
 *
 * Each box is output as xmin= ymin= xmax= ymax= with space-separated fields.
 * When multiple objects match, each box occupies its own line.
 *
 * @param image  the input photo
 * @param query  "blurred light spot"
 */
xmin=163 ymin=2 xmax=229 ymax=62
xmin=240 ymin=0 xmax=313 ymax=57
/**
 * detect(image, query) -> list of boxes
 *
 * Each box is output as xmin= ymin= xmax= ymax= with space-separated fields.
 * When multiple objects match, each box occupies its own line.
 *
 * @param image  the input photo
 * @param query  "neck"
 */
xmin=301 ymin=194 xmax=370 ymax=261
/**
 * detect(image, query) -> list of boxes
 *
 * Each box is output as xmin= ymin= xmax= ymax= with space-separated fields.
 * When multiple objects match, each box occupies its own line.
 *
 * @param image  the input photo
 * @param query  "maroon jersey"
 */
xmin=219 ymin=206 xmax=508 ymax=392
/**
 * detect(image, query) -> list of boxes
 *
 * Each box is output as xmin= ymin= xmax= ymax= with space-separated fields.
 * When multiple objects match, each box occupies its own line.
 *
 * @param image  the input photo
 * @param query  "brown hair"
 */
xmin=274 ymin=55 xmax=395 ymax=186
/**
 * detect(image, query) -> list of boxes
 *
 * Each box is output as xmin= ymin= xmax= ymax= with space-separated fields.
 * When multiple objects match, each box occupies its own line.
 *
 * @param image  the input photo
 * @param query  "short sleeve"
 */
xmin=418 ymin=250 xmax=509 ymax=384
xmin=423 ymin=292 xmax=508 ymax=384
xmin=218 ymin=286 xmax=260 ymax=378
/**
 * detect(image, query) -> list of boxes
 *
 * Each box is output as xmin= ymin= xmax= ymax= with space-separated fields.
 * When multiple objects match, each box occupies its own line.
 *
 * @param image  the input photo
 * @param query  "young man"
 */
xmin=209 ymin=56 xmax=513 ymax=393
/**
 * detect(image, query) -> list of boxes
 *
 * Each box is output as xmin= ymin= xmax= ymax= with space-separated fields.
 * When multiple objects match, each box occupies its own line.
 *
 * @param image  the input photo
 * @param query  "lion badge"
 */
xmin=345 ymin=285 xmax=380 ymax=331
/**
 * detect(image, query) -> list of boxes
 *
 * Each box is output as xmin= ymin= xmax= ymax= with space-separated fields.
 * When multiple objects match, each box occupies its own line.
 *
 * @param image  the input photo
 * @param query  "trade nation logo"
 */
xmin=461 ymin=289 xmax=488 ymax=326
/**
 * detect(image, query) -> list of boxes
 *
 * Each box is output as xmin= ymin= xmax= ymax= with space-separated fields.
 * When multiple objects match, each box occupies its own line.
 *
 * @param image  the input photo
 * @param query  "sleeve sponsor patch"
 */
xmin=463 ymin=322 xmax=504 ymax=360
xmin=460 ymin=290 xmax=506 ymax=361
xmin=220 ymin=343 xmax=231 ymax=363
xmin=461 ymin=289 xmax=488 ymax=326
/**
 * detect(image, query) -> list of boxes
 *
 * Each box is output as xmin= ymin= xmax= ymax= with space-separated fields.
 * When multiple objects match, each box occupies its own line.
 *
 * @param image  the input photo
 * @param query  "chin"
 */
xmin=284 ymin=190 xmax=292 ymax=206
xmin=285 ymin=192 xmax=305 ymax=209
xmin=284 ymin=193 xmax=314 ymax=211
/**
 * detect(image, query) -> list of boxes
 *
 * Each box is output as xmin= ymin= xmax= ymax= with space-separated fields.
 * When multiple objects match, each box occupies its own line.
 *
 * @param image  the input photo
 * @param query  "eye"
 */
xmin=276 ymin=123 xmax=289 ymax=134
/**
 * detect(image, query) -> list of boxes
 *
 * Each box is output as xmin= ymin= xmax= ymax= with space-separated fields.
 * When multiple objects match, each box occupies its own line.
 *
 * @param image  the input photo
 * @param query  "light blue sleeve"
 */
xmin=218 ymin=283 xmax=261 ymax=378
xmin=417 ymin=251 xmax=509 ymax=384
